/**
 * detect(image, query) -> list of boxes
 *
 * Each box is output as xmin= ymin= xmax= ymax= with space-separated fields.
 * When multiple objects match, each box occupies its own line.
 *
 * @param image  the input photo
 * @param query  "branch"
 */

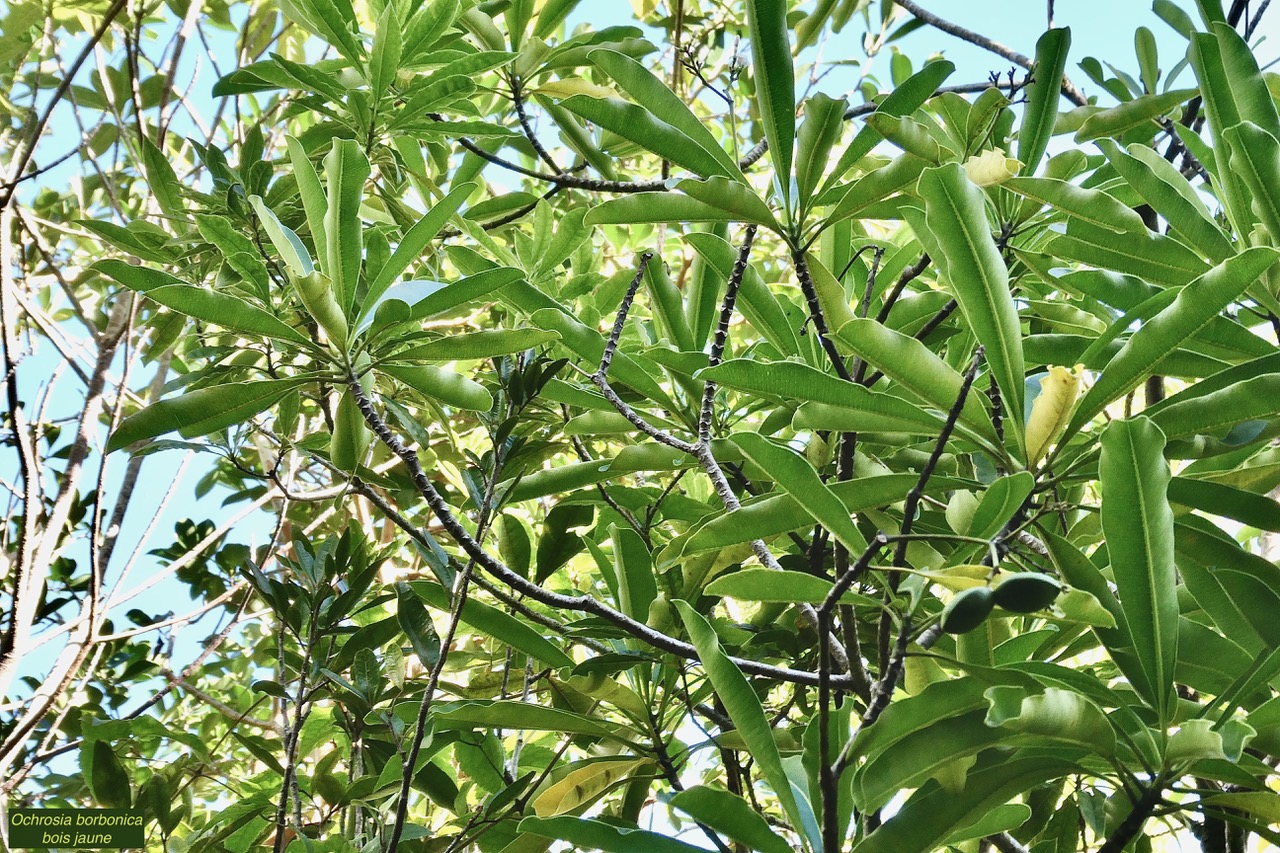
xmin=890 ymin=0 xmax=1087 ymax=106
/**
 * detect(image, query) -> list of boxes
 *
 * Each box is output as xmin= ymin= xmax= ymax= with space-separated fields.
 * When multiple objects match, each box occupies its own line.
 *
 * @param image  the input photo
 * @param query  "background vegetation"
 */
xmin=3 ymin=0 xmax=1280 ymax=851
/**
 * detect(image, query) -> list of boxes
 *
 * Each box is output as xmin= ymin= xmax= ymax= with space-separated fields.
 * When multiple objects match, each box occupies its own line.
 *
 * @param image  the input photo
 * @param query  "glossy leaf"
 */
xmin=1099 ymin=417 xmax=1178 ymax=719
xmin=916 ymin=163 xmax=1025 ymax=459
xmin=674 ymin=601 xmax=809 ymax=851
xmin=1018 ymin=28 xmax=1070 ymax=173
xmin=666 ymin=786 xmax=791 ymax=853
xmin=744 ymin=0 xmax=795 ymax=202
xmin=108 ymin=378 xmax=307 ymax=452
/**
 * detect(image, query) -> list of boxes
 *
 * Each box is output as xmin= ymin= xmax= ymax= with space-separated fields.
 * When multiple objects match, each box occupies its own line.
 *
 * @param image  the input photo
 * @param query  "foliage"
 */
xmin=4 ymin=1 xmax=1280 ymax=852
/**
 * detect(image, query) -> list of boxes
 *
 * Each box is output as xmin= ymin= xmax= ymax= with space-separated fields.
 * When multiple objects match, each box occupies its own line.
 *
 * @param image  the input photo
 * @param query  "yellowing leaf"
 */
xmin=1025 ymin=364 xmax=1082 ymax=466
xmin=536 ymin=78 xmax=622 ymax=101
xmin=531 ymin=757 xmax=651 ymax=816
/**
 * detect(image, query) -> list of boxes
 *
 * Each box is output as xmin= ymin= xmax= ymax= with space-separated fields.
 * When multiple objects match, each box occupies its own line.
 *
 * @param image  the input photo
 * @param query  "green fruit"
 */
xmin=992 ymin=573 xmax=1063 ymax=613
xmin=330 ymin=391 xmax=371 ymax=471
xmin=940 ymin=586 xmax=995 ymax=634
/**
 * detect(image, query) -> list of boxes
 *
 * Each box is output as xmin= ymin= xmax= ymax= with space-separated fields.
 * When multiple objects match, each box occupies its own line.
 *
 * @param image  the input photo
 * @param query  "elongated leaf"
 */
xmin=560 ymin=95 xmax=734 ymax=179
xmin=1003 ymin=177 xmax=1148 ymax=233
xmin=88 ymin=741 xmax=132 ymax=809
xmin=745 ymin=0 xmax=795 ymax=201
xmin=1148 ymin=374 xmax=1280 ymax=439
xmin=674 ymin=601 xmax=808 ymax=851
xmin=685 ymin=232 xmax=800 ymax=357
xmin=672 ymin=473 xmax=963 ymax=559
xmin=706 ymin=569 xmax=840 ymax=605
xmin=1067 ymin=248 xmax=1280 ymax=436
xmin=323 ymin=139 xmax=371 ymax=315
xmin=368 ymin=3 xmax=403 ymax=96
xmin=108 ymin=378 xmax=306 ymax=452
xmin=249 ymin=195 xmax=313 ymax=276
xmin=589 ymin=48 xmax=741 ymax=179
xmin=528 ymin=308 xmax=674 ymax=406
xmin=519 ymin=816 xmax=706 ymax=853
xmin=531 ymin=758 xmax=651 ymax=817
xmin=916 ymin=163 xmax=1025 ymax=459
xmin=834 ymin=318 xmax=999 ymax=448
xmin=822 ymin=153 xmax=929 ymax=231
xmin=675 ymin=177 xmax=779 ymax=229
xmin=140 ymin=135 xmax=184 ymax=220
xmin=408 ymin=267 xmax=523 ymax=320
xmin=586 ymin=191 xmax=767 ymax=226
xmin=408 ymin=582 xmax=573 ymax=669
xmin=611 ymin=525 xmax=656 ymax=623
xmin=144 ymin=285 xmax=311 ymax=344
xmin=1048 ymin=220 xmax=1208 ymax=288
xmin=1168 ymin=477 xmax=1280 ymax=531
xmin=1224 ymin=122 xmax=1280 ymax=244
xmin=1018 ymin=28 xmax=1070 ymax=173
xmin=1099 ymin=416 xmax=1178 ymax=719
xmin=362 ymin=181 xmax=477 ymax=319
xmin=796 ymin=93 xmax=847 ymax=208
xmin=286 ymin=135 xmax=329 ymax=266
xmin=396 ymin=581 xmax=441 ymax=668
xmin=731 ymin=431 xmax=867 ymax=554
xmin=822 ymin=60 xmax=954 ymax=195
xmin=968 ymin=471 xmax=1034 ymax=540
xmin=395 ymin=329 xmax=560 ymax=361
xmin=855 ymin=751 xmax=1077 ymax=853
xmin=1097 ymin=140 xmax=1234 ymax=262
xmin=435 ymin=701 xmax=627 ymax=740
xmin=667 ymin=786 xmax=791 ymax=853
xmin=1074 ymin=87 xmax=1197 ymax=140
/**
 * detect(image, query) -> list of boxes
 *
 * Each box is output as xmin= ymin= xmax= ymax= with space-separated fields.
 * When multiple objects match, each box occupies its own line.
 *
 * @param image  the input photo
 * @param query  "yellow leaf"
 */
xmin=1025 ymin=364 xmax=1083 ymax=466
xmin=535 ymin=78 xmax=622 ymax=101
xmin=531 ymin=758 xmax=651 ymax=816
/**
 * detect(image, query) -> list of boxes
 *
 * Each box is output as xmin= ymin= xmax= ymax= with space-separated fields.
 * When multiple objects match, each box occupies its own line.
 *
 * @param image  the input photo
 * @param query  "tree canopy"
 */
xmin=3 ymin=1 xmax=1280 ymax=851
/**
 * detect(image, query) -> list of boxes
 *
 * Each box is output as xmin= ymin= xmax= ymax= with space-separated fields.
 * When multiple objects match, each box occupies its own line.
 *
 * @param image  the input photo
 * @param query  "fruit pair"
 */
xmin=939 ymin=573 xmax=1063 ymax=634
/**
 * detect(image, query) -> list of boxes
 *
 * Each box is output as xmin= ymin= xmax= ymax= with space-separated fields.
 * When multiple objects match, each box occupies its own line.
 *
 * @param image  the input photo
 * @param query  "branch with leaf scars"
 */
xmin=870 ymin=346 xmax=986 ymax=725
xmin=346 ymin=374 xmax=859 ymax=688
xmin=593 ymin=245 xmax=853 ymax=673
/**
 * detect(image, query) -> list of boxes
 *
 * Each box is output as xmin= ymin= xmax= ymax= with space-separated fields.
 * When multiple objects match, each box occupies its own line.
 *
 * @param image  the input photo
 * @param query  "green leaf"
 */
xmin=1099 ymin=416 xmax=1178 ymax=719
xmin=519 ymin=816 xmax=707 ymax=853
xmin=1224 ymin=122 xmax=1280 ymax=244
xmin=323 ymin=138 xmax=371 ymax=315
xmin=685 ymin=232 xmax=800 ymax=357
xmin=560 ymin=95 xmax=735 ymax=180
xmin=396 ymin=581 xmax=441 ymax=668
xmin=674 ymin=600 xmax=809 ymax=850
xmin=744 ymin=0 xmax=795 ymax=204
xmin=87 ymin=740 xmax=132 ymax=809
xmin=822 ymin=60 xmax=954 ymax=195
xmin=1074 ymin=87 xmax=1197 ymax=141
xmin=706 ymin=569 xmax=842 ymax=605
xmin=968 ymin=471 xmax=1034 ymax=540
xmin=363 ymin=179 xmax=478 ymax=315
xmin=1148 ymin=373 xmax=1280 ymax=440
xmin=368 ymin=3 xmax=403 ymax=97
xmin=249 ymin=195 xmax=314 ymax=277
xmin=588 ymin=48 xmax=742 ymax=179
xmin=140 ymin=135 xmax=184 ymax=220
xmin=983 ymin=686 xmax=1115 ymax=754
xmin=394 ymin=328 xmax=560 ymax=361
xmin=1018 ymin=28 xmax=1070 ymax=173
xmin=611 ymin=525 xmax=656 ymax=624
xmin=108 ymin=378 xmax=307 ymax=452
xmin=821 ymin=153 xmax=929 ymax=231
xmin=675 ymin=177 xmax=780 ymax=229
xmin=586 ymin=191 xmax=766 ymax=226
xmin=434 ymin=700 xmax=627 ymax=740
xmin=833 ymin=318 xmax=1000 ymax=449
xmin=1003 ymin=177 xmax=1149 ymax=234
xmin=1097 ymin=139 xmax=1235 ymax=262
xmin=666 ymin=786 xmax=792 ymax=853
xmin=286 ymin=135 xmax=329 ymax=267
xmin=1067 ymin=248 xmax=1280 ymax=436
xmin=795 ymin=93 xmax=847 ymax=208
xmin=855 ymin=751 xmax=1077 ymax=853
xmin=1047 ymin=220 xmax=1209 ymax=288
xmin=381 ymin=363 xmax=492 ymax=411
xmin=730 ymin=431 xmax=867 ymax=554
xmin=915 ymin=163 xmax=1025 ymax=459
xmin=411 ymin=267 xmax=523 ymax=322
xmin=407 ymin=581 xmax=573 ymax=669
xmin=1168 ymin=477 xmax=1280 ymax=531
